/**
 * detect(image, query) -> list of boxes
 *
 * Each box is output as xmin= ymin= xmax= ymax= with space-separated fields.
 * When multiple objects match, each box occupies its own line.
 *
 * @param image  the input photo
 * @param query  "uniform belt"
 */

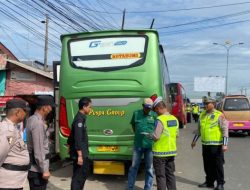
xmin=1 ymin=163 xmax=30 ymax=171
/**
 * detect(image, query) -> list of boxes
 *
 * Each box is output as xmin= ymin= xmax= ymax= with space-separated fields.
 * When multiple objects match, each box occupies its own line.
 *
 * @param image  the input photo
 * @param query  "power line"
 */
xmin=58 ymin=0 xmax=103 ymax=30
xmin=4 ymin=0 xmax=61 ymax=40
xmin=29 ymin=0 xmax=82 ymax=32
xmin=96 ymin=0 xmax=120 ymax=28
xmin=98 ymin=0 xmax=123 ymax=11
xmin=85 ymin=0 xmax=118 ymax=29
xmin=127 ymin=1 xmax=250 ymax=13
xmin=0 ymin=23 xmax=60 ymax=56
xmin=157 ymin=10 xmax=250 ymax=29
xmin=50 ymin=0 xmax=250 ymax=14
xmin=0 ymin=27 xmax=28 ymax=59
xmin=0 ymin=8 xmax=60 ymax=50
xmin=74 ymin=0 xmax=110 ymax=30
xmin=18 ymin=0 xmax=72 ymax=33
xmin=160 ymin=19 xmax=250 ymax=36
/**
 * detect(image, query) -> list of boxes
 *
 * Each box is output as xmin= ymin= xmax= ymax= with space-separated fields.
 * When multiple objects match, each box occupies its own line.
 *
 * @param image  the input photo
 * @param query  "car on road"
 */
xmin=217 ymin=95 xmax=250 ymax=134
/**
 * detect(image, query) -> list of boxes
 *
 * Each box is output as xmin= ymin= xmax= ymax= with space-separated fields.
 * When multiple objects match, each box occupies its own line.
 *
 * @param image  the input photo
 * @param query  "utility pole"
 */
xmin=42 ymin=14 xmax=49 ymax=71
xmin=213 ymin=41 xmax=244 ymax=95
xmin=121 ymin=9 xmax=126 ymax=30
xmin=240 ymin=87 xmax=247 ymax=95
xmin=240 ymin=87 xmax=243 ymax=95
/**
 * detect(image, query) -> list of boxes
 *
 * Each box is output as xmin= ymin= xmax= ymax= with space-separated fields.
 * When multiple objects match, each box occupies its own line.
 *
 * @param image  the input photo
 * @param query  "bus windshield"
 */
xmin=69 ymin=36 xmax=148 ymax=70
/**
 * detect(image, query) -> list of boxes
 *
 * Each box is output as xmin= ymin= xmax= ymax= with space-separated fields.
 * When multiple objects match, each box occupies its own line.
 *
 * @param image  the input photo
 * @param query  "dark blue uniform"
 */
xmin=68 ymin=112 xmax=89 ymax=190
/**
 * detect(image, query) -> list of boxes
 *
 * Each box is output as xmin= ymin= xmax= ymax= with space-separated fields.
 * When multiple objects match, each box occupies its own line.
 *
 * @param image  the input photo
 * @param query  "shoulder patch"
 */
xmin=167 ymin=120 xmax=177 ymax=127
xmin=210 ymin=114 xmax=215 ymax=120
xmin=78 ymin=123 xmax=83 ymax=128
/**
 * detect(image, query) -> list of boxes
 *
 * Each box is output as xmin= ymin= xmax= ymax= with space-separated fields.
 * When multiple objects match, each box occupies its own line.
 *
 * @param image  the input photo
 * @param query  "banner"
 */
xmin=194 ymin=76 xmax=225 ymax=92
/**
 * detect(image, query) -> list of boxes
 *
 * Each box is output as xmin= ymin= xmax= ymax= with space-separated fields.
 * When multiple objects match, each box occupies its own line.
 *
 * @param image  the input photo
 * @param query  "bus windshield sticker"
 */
xmin=69 ymin=36 xmax=146 ymax=69
xmin=111 ymin=53 xmax=141 ymax=59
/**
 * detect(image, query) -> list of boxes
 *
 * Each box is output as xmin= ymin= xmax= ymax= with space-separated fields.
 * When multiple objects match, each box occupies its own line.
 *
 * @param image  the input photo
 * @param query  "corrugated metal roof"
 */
xmin=6 ymin=59 xmax=53 ymax=79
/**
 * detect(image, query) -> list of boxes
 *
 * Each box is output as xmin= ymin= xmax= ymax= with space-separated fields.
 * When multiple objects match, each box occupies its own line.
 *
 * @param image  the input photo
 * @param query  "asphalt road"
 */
xmin=24 ymin=122 xmax=250 ymax=190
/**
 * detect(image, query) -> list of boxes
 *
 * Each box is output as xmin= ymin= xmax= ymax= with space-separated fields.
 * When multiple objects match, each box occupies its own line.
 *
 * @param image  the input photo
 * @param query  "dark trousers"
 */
xmin=187 ymin=113 xmax=191 ymax=123
xmin=71 ymin=157 xmax=89 ymax=190
xmin=192 ymin=113 xmax=199 ymax=123
xmin=153 ymin=156 xmax=176 ymax=190
xmin=28 ymin=171 xmax=48 ymax=190
xmin=202 ymin=145 xmax=225 ymax=185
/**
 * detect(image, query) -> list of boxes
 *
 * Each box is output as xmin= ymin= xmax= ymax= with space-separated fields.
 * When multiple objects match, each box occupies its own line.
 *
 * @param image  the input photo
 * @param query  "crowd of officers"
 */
xmin=0 ymin=96 xmax=54 ymax=190
xmin=0 ymin=95 xmax=228 ymax=190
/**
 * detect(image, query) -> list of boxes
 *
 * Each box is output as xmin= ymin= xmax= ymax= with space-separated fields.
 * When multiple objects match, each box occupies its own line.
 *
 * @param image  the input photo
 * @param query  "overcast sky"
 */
xmin=0 ymin=0 xmax=250 ymax=98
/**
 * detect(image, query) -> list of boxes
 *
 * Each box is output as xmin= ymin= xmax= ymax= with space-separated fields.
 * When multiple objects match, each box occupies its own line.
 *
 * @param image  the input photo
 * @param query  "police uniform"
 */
xmin=26 ymin=112 xmax=50 ymax=190
xmin=192 ymin=106 xmax=228 ymax=190
xmin=152 ymin=113 xmax=179 ymax=190
xmin=0 ymin=119 xmax=30 ymax=190
xmin=67 ymin=111 xmax=89 ymax=190
xmin=186 ymin=104 xmax=192 ymax=123
xmin=192 ymin=104 xmax=199 ymax=123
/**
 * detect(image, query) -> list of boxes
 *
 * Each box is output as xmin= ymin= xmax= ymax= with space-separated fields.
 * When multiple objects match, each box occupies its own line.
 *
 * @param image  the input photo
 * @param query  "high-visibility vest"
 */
xmin=192 ymin=105 xmax=199 ymax=114
xmin=199 ymin=110 xmax=223 ymax=145
xmin=152 ymin=114 xmax=178 ymax=157
xmin=186 ymin=106 xmax=192 ymax=113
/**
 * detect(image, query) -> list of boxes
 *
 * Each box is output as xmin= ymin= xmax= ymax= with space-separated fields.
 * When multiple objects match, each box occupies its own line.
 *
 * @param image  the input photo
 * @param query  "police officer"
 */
xmin=192 ymin=104 xmax=200 ymax=123
xmin=67 ymin=97 xmax=92 ymax=190
xmin=191 ymin=98 xmax=228 ymax=190
xmin=149 ymin=97 xmax=179 ymax=190
xmin=186 ymin=103 xmax=192 ymax=123
xmin=26 ymin=96 xmax=55 ymax=190
xmin=0 ymin=99 xmax=30 ymax=190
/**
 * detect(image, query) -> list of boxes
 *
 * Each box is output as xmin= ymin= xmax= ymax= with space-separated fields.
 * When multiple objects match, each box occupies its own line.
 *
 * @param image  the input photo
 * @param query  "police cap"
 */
xmin=204 ymin=97 xmax=216 ymax=103
xmin=37 ymin=96 xmax=55 ymax=107
xmin=6 ymin=99 xmax=30 ymax=111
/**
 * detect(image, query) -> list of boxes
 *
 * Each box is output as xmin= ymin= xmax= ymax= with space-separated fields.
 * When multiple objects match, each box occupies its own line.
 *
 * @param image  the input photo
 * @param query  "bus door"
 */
xmin=53 ymin=61 xmax=60 ymax=154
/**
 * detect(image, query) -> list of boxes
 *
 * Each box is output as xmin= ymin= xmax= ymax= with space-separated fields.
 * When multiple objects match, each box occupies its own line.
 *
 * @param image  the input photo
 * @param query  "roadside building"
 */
xmin=5 ymin=59 xmax=53 ymax=95
xmin=0 ymin=42 xmax=53 ymax=96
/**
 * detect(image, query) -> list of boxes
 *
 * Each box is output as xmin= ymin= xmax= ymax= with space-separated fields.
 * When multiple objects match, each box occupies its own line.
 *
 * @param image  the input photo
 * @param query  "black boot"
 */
xmin=198 ymin=182 xmax=214 ymax=188
xmin=214 ymin=184 xmax=224 ymax=190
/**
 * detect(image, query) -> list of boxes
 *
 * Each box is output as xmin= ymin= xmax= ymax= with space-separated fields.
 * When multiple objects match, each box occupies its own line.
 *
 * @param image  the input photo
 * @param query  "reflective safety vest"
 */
xmin=186 ymin=105 xmax=192 ymax=113
xmin=192 ymin=105 xmax=199 ymax=114
xmin=152 ymin=114 xmax=178 ymax=157
xmin=199 ymin=110 xmax=223 ymax=145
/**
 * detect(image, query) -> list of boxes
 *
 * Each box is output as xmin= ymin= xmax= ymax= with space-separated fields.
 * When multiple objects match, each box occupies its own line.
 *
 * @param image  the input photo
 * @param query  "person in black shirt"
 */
xmin=67 ymin=97 xmax=92 ymax=190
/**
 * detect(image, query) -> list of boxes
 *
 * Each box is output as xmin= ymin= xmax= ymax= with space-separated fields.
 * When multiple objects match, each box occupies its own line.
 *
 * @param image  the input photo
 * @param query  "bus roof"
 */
xmin=60 ymin=29 xmax=159 ymax=41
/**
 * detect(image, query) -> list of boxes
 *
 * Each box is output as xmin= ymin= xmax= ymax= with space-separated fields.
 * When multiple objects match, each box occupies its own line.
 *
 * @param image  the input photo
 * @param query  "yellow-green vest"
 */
xmin=192 ymin=105 xmax=199 ymax=114
xmin=186 ymin=106 xmax=192 ymax=113
xmin=152 ymin=114 xmax=178 ymax=157
xmin=199 ymin=110 xmax=223 ymax=145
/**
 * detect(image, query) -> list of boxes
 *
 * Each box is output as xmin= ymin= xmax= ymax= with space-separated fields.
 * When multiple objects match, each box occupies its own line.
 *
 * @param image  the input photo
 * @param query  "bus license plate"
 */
xmin=233 ymin=123 xmax=244 ymax=127
xmin=97 ymin=145 xmax=119 ymax=152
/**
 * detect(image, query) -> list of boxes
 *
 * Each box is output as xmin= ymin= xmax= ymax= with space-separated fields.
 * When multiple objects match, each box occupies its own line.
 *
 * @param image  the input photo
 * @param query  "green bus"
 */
xmin=59 ymin=29 xmax=171 ymax=175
